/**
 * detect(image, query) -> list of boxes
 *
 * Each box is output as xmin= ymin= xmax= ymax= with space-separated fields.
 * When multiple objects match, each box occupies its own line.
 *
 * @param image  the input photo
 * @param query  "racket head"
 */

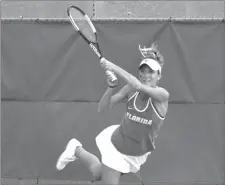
xmin=67 ymin=5 xmax=97 ymax=43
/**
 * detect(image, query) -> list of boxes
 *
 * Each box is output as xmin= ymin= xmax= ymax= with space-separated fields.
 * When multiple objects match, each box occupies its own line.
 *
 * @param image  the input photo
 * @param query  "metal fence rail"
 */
xmin=1 ymin=17 xmax=225 ymax=23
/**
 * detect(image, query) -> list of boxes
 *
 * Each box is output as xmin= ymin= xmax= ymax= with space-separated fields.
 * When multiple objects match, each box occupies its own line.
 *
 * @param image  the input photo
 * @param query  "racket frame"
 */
xmin=67 ymin=5 xmax=118 ymax=84
xmin=67 ymin=5 xmax=102 ymax=59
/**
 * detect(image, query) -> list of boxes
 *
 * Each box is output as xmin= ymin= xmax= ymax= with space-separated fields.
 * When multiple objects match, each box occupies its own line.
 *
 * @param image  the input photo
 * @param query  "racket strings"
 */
xmin=70 ymin=9 xmax=97 ymax=43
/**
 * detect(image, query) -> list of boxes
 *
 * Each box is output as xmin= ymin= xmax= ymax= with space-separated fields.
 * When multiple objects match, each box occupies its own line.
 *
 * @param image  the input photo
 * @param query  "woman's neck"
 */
xmin=138 ymin=83 xmax=157 ymax=100
xmin=138 ymin=91 xmax=148 ymax=101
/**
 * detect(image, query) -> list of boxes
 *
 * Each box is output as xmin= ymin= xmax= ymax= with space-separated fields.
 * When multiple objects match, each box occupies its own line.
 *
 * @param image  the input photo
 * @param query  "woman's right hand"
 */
xmin=106 ymin=70 xmax=118 ymax=88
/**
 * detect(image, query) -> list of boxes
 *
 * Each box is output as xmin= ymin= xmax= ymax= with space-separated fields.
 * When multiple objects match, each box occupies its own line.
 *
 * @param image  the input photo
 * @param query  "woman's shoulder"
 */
xmin=156 ymin=85 xmax=168 ymax=92
xmin=151 ymin=98 xmax=168 ymax=118
xmin=127 ymin=90 xmax=137 ymax=98
xmin=150 ymin=86 xmax=169 ymax=117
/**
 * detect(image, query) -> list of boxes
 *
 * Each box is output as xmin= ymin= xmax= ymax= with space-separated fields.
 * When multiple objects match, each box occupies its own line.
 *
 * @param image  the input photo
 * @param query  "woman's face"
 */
xmin=138 ymin=64 xmax=160 ymax=87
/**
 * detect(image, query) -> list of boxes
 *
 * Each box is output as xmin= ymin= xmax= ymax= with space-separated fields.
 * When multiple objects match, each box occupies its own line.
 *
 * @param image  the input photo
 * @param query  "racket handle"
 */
xmin=105 ymin=70 xmax=118 ymax=88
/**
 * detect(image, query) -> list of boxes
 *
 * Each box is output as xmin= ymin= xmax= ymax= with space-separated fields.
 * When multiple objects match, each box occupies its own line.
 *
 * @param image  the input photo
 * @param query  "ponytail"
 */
xmin=139 ymin=42 xmax=164 ymax=67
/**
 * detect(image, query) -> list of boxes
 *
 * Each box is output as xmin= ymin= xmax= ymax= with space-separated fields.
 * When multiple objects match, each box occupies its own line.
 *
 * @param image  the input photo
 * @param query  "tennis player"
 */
xmin=56 ymin=43 xmax=169 ymax=185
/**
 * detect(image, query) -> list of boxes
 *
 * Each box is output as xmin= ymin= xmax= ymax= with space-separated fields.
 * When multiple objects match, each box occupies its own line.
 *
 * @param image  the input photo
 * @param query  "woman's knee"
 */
xmin=101 ymin=164 xmax=121 ymax=185
xmin=91 ymin=163 xmax=102 ymax=182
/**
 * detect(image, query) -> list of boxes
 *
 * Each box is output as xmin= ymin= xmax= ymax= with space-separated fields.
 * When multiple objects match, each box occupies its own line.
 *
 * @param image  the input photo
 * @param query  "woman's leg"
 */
xmin=56 ymin=138 xmax=102 ymax=182
xmin=75 ymin=146 xmax=102 ymax=182
xmin=75 ymin=147 xmax=123 ymax=184
xmin=101 ymin=164 xmax=121 ymax=185
xmin=75 ymin=146 xmax=123 ymax=184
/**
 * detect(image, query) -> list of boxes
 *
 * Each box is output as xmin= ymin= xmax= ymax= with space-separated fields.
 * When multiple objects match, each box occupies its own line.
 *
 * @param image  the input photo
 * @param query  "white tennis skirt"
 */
xmin=95 ymin=125 xmax=150 ymax=173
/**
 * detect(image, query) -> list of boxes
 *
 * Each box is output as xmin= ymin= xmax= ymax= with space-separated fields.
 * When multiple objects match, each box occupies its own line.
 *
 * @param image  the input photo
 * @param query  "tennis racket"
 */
xmin=67 ymin=5 xmax=118 ymax=87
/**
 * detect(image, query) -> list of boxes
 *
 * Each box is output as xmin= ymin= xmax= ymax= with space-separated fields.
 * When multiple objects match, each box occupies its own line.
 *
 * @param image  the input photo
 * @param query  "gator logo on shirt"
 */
xmin=126 ymin=112 xmax=152 ymax=125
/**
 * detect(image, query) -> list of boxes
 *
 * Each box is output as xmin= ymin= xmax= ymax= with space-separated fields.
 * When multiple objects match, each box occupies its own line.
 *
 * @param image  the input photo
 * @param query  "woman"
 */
xmin=56 ymin=43 xmax=169 ymax=185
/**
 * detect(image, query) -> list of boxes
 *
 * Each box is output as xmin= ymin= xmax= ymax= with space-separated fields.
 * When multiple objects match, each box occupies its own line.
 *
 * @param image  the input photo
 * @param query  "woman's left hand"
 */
xmin=100 ymin=58 xmax=116 ymax=71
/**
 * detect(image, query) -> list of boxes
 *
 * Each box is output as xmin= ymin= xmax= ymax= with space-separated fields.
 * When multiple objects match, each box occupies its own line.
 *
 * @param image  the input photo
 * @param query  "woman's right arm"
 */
xmin=98 ymin=84 xmax=133 ymax=113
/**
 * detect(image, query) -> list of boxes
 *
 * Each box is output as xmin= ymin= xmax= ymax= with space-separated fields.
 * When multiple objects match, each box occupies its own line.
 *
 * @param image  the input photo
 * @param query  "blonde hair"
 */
xmin=139 ymin=42 xmax=164 ymax=67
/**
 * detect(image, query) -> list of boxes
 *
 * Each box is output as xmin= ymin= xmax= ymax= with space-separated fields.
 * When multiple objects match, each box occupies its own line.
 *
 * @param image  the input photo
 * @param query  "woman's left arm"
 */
xmin=100 ymin=58 xmax=135 ymax=88
xmin=138 ymin=85 xmax=169 ymax=102
xmin=100 ymin=58 xmax=169 ymax=102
